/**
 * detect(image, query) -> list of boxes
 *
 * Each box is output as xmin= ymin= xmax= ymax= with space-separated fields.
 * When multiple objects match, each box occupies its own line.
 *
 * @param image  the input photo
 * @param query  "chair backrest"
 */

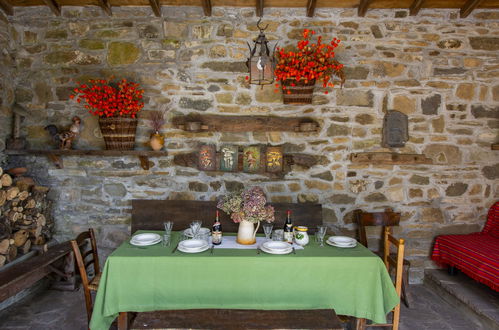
xmin=70 ymin=228 xmax=100 ymax=324
xmin=354 ymin=208 xmax=401 ymax=248
xmin=482 ymin=201 xmax=499 ymax=238
xmin=383 ymin=227 xmax=404 ymax=330
xmin=131 ymin=200 xmax=323 ymax=234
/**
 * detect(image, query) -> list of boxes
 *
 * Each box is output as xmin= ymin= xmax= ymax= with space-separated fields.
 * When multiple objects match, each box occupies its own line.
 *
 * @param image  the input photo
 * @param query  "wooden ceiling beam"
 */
xmin=97 ymin=0 xmax=112 ymax=16
xmin=256 ymin=0 xmax=263 ymax=17
xmin=42 ymin=0 xmax=61 ymax=16
xmin=149 ymin=0 xmax=161 ymax=17
xmin=306 ymin=0 xmax=317 ymax=17
xmin=409 ymin=0 xmax=425 ymax=16
xmin=358 ymin=0 xmax=372 ymax=17
xmin=460 ymin=0 xmax=484 ymax=18
xmin=0 ymin=0 xmax=13 ymax=16
xmin=202 ymin=0 xmax=212 ymax=16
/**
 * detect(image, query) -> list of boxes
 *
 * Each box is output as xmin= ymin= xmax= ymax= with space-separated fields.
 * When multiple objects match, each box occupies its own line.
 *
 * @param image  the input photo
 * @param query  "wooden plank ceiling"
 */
xmin=2 ymin=0 xmax=499 ymax=18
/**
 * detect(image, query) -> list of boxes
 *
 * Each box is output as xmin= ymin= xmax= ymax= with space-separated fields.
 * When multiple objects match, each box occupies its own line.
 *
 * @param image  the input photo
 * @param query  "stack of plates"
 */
xmin=260 ymin=241 xmax=293 ymax=255
xmin=178 ymin=239 xmax=210 ymax=253
xmin=326 ymin=236 xmax=357 ymax=248
xmin=183 ymin=227 xmax=211 ymax=238
xmin=130 ymin=233 xmax=161 ymax=246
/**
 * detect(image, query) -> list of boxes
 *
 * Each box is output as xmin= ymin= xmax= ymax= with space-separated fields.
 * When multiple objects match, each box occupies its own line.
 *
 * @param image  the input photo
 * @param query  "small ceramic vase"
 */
xmin=149 ymin=131 xmax=164 ymax=151
xmin=236 ymin=220 xmax=260 ymax=245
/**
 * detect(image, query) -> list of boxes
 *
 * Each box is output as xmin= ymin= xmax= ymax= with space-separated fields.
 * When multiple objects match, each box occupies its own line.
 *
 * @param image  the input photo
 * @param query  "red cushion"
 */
xmin=432 ymin=233 xmax=499 ymax=292
xmin=482 ymin=201 xmax=499 ymax=239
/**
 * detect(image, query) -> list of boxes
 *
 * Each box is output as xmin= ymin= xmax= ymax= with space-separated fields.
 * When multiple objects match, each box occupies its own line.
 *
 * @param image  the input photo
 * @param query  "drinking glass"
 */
xmin=262 ymin=222 xmax=273 ymax=240
xmin=163 ymin=221 xmax=173 ymax=235
xmin=316 ymin=225 xmax=327 ymax=247
xmin=272 ymin=229 xmax=284 ymax=241
xmin=190 ymin=220 xmax=202 ymax=238
xmin=162 ymin=233 xmax=171 ymax=247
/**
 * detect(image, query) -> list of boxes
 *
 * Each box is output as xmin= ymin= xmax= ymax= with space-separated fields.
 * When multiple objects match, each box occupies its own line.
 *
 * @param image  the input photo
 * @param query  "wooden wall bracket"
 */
xmin=173 ymin=114 xmax=320 ymax=133
xmin=350 ymin=152 xmax=433 ymax=165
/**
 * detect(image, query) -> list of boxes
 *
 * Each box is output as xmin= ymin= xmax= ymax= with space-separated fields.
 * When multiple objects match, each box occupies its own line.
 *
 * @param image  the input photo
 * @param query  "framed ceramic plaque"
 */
xmin=220 ymin=145 xmax=238 ymax=172
xmin=266 ymin=146 xmax=283 ymax=173
xmin=198 ymin=144 xmax=216 ymax=171
xmin=243 ymin=146 xmax=261 ymax=173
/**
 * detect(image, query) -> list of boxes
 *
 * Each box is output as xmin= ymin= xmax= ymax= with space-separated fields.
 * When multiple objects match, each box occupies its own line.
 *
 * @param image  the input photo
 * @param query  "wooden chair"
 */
xmin=70 ymin=228 xmax=101 ymax=327
xmin=354 ymin=209 xmax=411 ymax=307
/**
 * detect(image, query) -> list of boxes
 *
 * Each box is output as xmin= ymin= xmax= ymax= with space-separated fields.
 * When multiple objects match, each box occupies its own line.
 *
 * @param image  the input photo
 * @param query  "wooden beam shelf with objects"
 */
xmin=172 ymin=114 xmax=320 ymax=133
xmin=4 ymin=149 xmax=168 ymax=170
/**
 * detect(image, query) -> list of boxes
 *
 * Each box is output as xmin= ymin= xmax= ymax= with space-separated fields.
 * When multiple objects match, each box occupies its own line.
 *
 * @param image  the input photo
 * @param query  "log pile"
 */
xmin=0 ymin=167 xmax=53 ymax=267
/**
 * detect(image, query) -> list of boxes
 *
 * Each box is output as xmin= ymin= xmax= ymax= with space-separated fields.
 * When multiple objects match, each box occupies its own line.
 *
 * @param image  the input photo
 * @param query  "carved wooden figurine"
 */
xmin=45 ymin=116 xmax=82 ymax=150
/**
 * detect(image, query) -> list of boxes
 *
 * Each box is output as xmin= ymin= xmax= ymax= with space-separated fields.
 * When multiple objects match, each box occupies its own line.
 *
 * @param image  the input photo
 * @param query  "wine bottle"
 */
xmin=283 ymin=210 xmax=293 ymax=244
xmin=212 ymin=210 xmax=222 ymax=245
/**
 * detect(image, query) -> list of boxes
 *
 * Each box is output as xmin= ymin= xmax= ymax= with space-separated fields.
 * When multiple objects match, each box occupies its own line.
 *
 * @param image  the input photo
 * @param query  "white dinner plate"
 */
xmin=259 ymin=245 xmax=293 ymax=255
xmin=132 ymin=233 xmax=161 ymax=243
xmin=326 ymin=239 xmax=357 ymax=248
xmin=262 ymin=241 xmax=292 ymax=252
xmin=130 ymin=237 xmax=162 ymax=246
xmin=183 ymin=227 xmax=211 ymax=237
xmin=130 ymin=233 xmax=161 ymax=246
xmin=178 ymin=239 xmax=210 ymax=253
xmin=328 ymin=236 xmax=356 ymax=245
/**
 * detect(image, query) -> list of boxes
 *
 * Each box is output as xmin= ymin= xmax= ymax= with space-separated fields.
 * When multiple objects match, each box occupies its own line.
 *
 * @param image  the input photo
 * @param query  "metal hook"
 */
xmin=257 ymin=18 xmax=269 ymax=32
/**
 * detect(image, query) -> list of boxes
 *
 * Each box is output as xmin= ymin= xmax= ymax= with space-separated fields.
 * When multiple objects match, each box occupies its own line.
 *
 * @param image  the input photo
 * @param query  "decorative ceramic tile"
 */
xmin=266 ymin=146 xmax=283 ymax=173
xmin=243 ymin=146 xmax=261 ymax=173
xmin=220 ymin=145 xmax=238 ymax=172
xmin=198 ymin=144 xmax=216 ymax=171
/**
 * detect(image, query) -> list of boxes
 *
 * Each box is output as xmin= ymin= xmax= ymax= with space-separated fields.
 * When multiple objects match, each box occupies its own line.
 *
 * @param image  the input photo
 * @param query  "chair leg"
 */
xmin=401 ymin=266 xmax=411 ymax=308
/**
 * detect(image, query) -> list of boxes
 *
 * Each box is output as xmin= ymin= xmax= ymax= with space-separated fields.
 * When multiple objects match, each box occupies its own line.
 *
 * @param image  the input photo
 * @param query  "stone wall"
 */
xmin=0 ymin=11 xmax=14 ymax=165
xmin=4 ymin=6 xmax=499 ymax=283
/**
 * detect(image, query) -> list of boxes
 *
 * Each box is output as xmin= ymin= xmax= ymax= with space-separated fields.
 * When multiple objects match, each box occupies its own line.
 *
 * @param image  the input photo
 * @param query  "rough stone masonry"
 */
xmin=0 ymin=6 xmax=498 ymax=283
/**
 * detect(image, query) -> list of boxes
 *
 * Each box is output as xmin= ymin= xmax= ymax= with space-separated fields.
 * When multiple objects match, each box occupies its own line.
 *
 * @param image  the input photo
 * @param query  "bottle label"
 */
xmin=284 ymin=231 xmax=293 ymax=243
xmin=212 ymin=231 xmax=222 ymax=245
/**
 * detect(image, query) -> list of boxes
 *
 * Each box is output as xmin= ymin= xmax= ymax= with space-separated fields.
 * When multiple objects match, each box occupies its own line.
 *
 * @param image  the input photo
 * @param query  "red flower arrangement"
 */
xmin=70 ymin=78 xmax=144 ymax=118
xmin=274 ymin=29 xmax=345 ymax=94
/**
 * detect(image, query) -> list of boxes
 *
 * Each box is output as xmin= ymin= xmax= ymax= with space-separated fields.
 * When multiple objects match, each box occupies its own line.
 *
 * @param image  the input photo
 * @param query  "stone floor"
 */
xmin=0 ymin=282 xmax=485 ymax=330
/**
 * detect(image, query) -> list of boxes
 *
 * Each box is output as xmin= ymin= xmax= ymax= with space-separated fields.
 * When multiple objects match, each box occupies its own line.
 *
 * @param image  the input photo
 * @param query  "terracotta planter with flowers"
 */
xmin=275 ymin=29 xmax=345 ymax=105
xmin=71 ymin=78 xmax=144 ymax=150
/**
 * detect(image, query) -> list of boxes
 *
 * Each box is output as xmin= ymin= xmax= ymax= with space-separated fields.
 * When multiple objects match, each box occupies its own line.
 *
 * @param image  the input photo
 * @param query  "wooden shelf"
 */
xmin=5 ymin=149 xmax=168 ymax=170
xmin=350 ymin=152 xmax=432 ymax=165
xmin=172 ymin=114 xmax=319 ymax=133
xmin=492 ymin=144 xmax=499 ymax=150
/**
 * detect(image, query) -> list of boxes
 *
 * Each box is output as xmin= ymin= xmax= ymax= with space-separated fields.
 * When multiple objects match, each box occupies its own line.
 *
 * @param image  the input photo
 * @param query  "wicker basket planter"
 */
xmin=282 ymin=79 xmax=316 ymax=104
xmin=98 ymin=117 xmax=138 ymax=150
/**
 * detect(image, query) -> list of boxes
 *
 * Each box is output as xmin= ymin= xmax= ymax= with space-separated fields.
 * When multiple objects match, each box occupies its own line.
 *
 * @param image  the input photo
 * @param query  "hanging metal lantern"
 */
xmin=246 ymin=19 xmax=276 ymax=86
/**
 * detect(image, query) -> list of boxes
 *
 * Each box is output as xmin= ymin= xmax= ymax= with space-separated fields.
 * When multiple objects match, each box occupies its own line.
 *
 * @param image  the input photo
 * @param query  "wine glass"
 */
xmin=163 ymin=221 xmax=173 ymax=235
xmin=262 ymin=222 xmax=273 ymax=240
xmin=316 ymin=225 xmax=327 ymax=247
xmin=190 ymin=220 xmax=202 ymax=239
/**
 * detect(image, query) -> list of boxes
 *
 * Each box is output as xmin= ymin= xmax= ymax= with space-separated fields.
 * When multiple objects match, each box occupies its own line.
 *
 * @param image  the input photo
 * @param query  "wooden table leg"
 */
xmin=118 ymin=312 xmax=129 ymax=330
xmin=356 ymin=317 xmax=366 ymax=330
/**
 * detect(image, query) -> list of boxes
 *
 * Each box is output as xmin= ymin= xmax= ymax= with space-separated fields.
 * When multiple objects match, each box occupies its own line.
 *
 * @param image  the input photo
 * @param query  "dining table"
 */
xmin=89 ymin=231 xmax=399 ymax=330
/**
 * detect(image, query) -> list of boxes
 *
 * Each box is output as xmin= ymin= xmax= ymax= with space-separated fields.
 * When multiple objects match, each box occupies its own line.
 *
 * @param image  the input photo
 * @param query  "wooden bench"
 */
xmin=0 ymin=241 xmax=74 ymax=303
xmin=122 ymin=200 xmax=342 ymax=330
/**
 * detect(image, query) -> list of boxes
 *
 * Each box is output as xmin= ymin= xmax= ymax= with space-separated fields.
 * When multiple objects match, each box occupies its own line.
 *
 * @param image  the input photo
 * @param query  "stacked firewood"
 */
xmin=0 ymin=167 xmax=53 ymax=267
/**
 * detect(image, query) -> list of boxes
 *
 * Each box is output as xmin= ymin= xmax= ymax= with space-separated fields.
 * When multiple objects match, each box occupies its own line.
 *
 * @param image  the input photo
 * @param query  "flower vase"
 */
xmin=149 ymin=131 xmax=164 ymax=151
xmin=282 ymin=79 xmax=316 ymax=104
xmin=236 ymin=220 xmax=260 ymax=245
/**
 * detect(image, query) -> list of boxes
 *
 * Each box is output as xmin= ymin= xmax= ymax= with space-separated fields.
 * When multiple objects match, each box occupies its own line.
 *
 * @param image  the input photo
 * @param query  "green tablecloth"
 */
xmin=90 ymin=231 xmax=399 ymax=330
